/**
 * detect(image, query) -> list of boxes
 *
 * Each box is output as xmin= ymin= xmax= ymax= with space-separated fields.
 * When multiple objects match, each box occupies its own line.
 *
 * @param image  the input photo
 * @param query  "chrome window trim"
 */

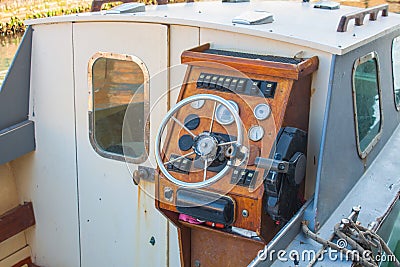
xmin=87 ymin=52 xmax=150 ymax=163
xmin=352 ymin=51 xmax=383 ymax=159
xmin=392 ymin=36 xmax=400 ymax=111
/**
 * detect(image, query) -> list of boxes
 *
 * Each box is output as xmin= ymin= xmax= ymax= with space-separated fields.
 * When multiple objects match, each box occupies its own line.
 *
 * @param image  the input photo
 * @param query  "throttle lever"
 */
xmin=255 ymin=157 xmax=290 ymax=173
xmin=255 ymin=152 xmax=306 ymax=186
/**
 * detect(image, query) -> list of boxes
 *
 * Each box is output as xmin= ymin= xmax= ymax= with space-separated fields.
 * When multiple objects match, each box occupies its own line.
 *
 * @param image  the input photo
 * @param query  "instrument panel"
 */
xmin=157 ymin=65 xmax=288 ymax=232
xmin=197 ymin=72 xmax=277 ymax=98
xmin=155 ymin=44 xmax=318 ymax=246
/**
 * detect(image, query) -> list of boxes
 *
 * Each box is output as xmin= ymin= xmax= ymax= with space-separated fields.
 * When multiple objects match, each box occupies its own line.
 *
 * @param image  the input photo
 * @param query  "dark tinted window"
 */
xmin=353 ymin=53 xmax=382 ymax=157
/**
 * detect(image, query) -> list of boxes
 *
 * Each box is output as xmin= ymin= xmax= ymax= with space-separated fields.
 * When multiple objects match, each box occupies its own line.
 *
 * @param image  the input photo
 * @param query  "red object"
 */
xmin=205 ymin=221 xmax=225 ymax=229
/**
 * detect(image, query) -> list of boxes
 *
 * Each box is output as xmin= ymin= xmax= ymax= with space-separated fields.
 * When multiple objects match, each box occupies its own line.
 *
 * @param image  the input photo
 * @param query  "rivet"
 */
xmin=242 ymin=209 xmax=249 ymax=217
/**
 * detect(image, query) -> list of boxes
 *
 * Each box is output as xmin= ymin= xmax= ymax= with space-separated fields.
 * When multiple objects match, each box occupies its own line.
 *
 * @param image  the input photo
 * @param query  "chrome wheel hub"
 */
xmin=193 ymin=133 xmax=218 ymax=161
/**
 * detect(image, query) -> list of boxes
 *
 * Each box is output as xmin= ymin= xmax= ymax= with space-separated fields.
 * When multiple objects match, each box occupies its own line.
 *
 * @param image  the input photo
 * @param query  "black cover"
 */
xmin=176 ymin=189 xmax=235 ymax=225
xmin=203 ymin=49 xmax=302 ymax=65
xmin=264 ymin=127 xmax=307 ymax=223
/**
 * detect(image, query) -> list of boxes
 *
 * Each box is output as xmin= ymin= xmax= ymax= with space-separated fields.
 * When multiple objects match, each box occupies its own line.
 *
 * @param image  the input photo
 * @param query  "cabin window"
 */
xmin=352 ymin=52 xmax=382 ymax=158
xmin=89 ymin=52 xmax=149 ymax=163
xmin=392 ymin=36 xmax=400 ymax=110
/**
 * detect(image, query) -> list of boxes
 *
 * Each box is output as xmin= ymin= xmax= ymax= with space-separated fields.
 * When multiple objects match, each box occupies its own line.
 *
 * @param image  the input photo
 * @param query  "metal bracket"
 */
xmin=132 ymin=166 xmax=155 ymax=185
xmin=255 ymin=157 xmax=290 ymax=173
xmin=340 ymin=205 xmax=361 ymax=229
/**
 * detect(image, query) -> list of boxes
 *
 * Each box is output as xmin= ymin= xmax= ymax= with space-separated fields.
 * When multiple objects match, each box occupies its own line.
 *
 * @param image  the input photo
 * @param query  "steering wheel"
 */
xmin=155 ymin=94 xmax=245 ymax=188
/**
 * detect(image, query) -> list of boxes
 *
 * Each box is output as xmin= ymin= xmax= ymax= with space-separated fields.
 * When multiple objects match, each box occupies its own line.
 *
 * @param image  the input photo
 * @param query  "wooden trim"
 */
xmin=0 ymin=202 xmax=35 ymax=243
xmin=11 ymin=257 xmax=31 ymax=267
xmin=11 ymin=257 xmax=40 ymax=267
xmin=181 ymin=44 xmax=319 ymax=80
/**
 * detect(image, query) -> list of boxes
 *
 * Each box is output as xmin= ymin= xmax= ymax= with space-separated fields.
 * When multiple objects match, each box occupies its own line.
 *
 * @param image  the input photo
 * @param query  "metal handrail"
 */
xmin=337 ymin=4 xmax=389 ymax=32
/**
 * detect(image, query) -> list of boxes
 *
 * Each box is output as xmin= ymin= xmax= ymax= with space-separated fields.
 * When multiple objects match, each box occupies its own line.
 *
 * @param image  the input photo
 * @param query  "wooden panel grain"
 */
xmin=156 ymin=62 xmax=314 ymax=233
xmin=0 ymin=247 xmax=31 ymax=267
xmin=0 ymin=202 xmax=35 ymax=243
xmin=0 ymin=234 xmax=27 ymax=262
xmin=159 ymin=65 xmax=289 ymax=190
xmin=156 ymin=45 xmax=319 ymax=267
xmin=181 ymin=44 xmax=319 ymax=80
xmin=11 ymin=257 xmax=31 ymax=267
xmin=190 ymin=226 xmax=264 ymax=267
xmin=6 ymin=256 xmax=40 ymax=267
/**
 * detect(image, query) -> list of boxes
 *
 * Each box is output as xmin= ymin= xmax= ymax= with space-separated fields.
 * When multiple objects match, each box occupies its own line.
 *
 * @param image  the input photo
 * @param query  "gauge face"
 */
xmin=254 ymin=103 xmax=271 ymax=121
xmin=248 ymin=125 xmax=264 ymax=142
xmin=215 ymin=100 xmax=239 ymax=125
xmin=191 ymin=99 xmax=205 ymax=109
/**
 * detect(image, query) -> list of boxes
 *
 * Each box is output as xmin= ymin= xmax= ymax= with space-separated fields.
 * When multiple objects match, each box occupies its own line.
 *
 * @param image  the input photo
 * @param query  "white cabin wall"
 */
xmin=0 ymin=163 xmax=29 ymax=267
xmin=169 ymin=25 xmax=200 ymax=106
xmin=200 ymin=29 xmax=333 ymax=198
xmin=168 ymin=25 xmax=200 ymax=267
xmin=11 ymin=23 xmax=80 ymax=267
xmin=72 ymin=22 xmax=169 ymax=267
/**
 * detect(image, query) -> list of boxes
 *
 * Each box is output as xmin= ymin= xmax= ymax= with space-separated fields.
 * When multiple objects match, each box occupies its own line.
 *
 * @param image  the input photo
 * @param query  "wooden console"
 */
xmin=155 ymin=43 xmax=318 ymax=267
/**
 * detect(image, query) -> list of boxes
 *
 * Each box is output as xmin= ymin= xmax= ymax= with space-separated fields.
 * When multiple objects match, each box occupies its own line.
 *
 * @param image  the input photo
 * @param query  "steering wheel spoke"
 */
xmin=203 ymin=159 xmax=208 ymax=181
xmin=209 ymin=101 xmax=217 ymax=133
xmin=171 ymin=116 xmax=196 ymax=137
xmin=217 ymin=140 xmax=238 ymax=147
xmin=164 ymin=151 xmax=195 ymax=166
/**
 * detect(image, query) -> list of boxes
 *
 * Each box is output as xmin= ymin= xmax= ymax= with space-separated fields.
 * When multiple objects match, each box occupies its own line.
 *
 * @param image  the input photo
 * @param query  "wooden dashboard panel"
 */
xmin=155 ymin=44 xmax=318 ymax=267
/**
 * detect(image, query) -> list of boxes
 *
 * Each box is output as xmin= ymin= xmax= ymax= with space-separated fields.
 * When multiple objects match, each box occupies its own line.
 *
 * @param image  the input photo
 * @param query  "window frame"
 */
xmin=88 ymin=52 xmax=150 ymax=163
xmin=352 ymin=51 xmax=383 ymax=159
xmin=391 ymin=36 xmax=400 ymax=111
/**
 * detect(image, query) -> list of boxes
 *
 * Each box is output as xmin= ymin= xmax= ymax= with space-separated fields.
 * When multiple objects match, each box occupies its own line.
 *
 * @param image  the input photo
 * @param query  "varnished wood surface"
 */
xmin=157 ymin=66 xmax=315 ymax=222
xmin=155 ymin=45 xmax=319 ymax=267
xmin=11 ymin=258 xmax=32 ymax=267
xmin=187 ymin=222 xmax=265 ymax=267
xmin=11 ymin=257 xmax=41 ymax=267
xmin=157 ymin=63 xmax=301 ymax=232
xmin=157 ymin=65 xmax=316 ymax=224
xmin=0 ymin=202 xmax=35 ymax=243
xmin=182 ymin=43 xmax=319 ymax=80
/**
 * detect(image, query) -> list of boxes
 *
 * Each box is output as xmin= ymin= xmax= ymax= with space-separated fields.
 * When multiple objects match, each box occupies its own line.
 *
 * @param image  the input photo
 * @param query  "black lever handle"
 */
xmin=255 ymin=157 xmax=289 ymax=173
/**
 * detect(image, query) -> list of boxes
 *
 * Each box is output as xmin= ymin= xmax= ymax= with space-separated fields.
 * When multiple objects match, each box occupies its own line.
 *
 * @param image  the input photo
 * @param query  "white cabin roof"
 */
xmin=25 ymin=1 xmax=400 ymax=55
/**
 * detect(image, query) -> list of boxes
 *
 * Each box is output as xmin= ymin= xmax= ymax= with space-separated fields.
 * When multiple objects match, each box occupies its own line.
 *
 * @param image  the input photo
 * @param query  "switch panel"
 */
xmin=230 ymin=168 xmax=258 ymax=188
xmin=196 ymin=73 xmax=277 ymax=98
xmin=167 ymin=154 xmax=193 ymax=174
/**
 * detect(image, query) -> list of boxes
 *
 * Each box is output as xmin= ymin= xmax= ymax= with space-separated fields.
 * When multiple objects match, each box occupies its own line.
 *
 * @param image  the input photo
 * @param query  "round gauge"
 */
xmin=248 ymin=125 xmax=264 ymax=142
xmin=254 ymin=103 xmax=271 ymax=121
xmin=215 ymin=100 xmax=239 ymax=125
xmin=191 ymin=99 xmax=205 ymax=109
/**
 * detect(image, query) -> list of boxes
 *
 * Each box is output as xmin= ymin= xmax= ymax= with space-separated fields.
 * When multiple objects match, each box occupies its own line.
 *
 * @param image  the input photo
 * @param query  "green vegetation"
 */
xmin=0 ymin=1 xmax=127 ymax=36
xmin=0 ymin=16 xmax=25 ymax=36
